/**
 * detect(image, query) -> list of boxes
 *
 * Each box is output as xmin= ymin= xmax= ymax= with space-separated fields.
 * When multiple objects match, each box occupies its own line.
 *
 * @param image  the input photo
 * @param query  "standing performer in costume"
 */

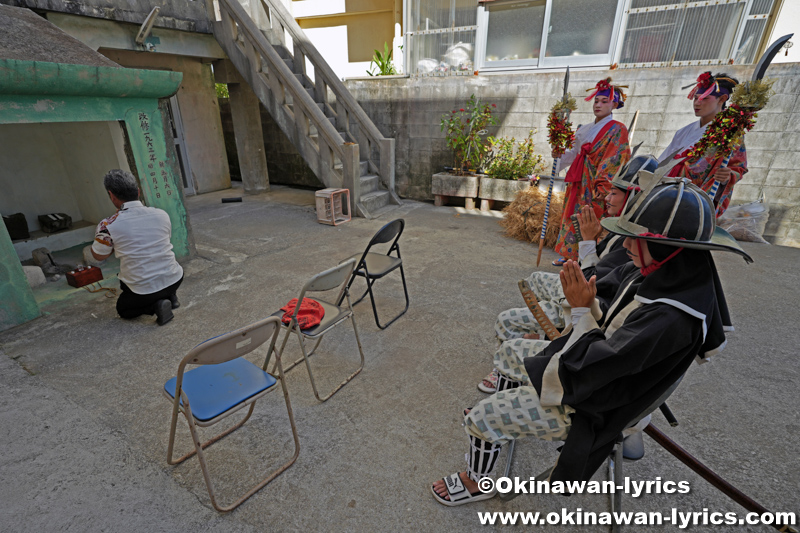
xmin=431 ymin=178 xmax=752 ymax=506
xmin=660 ymin=72 xmax=746 ymax=216
xmin=552 ymin=78 xmax=631 ymax=265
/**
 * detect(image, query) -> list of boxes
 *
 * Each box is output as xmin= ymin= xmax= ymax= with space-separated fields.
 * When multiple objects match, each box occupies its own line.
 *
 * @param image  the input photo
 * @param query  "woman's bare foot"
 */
xmin=432 ymin=471 xmax=480 ymax=501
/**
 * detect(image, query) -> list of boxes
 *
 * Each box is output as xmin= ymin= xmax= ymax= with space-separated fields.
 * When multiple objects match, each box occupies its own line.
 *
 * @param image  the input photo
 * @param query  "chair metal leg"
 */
xmin=166 ymin=365 xmax=300 ymax=512
xmin=275 ymin=332 xmax=323 ymax=375
xmin=609 ymin=434 xmax=624 ymax=533
xmin=298 ymin=312 xmax=365 ymax=402
xmin=503 ymin=440 xmax=516 ymax=478
xmin=350 ymin=281 xmax=370 ymax=307
xmin=498 ymin=440 xmax=517 ymax=502
xmin=338 ymin=271 xmax=363 ymax=306
xmin=364 ymin=265 xmax=410 ymax=330
xmin=659 ymin=402 xmax=679 ymax=427
xmin=167 ymin=401 xmax=256 ymax=466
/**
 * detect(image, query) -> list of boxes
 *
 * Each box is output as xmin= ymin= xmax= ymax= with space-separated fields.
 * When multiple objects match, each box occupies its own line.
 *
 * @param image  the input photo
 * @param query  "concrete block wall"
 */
xmin=344 ymin=63 xmax=800 ymax=247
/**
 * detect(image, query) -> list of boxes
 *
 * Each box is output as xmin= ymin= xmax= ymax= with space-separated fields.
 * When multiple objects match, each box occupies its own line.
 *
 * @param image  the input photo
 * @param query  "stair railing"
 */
xmin=252 ymin=0 xmax=396 ymax=196
xmin=207 ymin=0 xmax=361 ymax=207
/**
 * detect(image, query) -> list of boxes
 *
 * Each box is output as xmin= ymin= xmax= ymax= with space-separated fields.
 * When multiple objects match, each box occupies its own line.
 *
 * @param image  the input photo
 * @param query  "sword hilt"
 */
xmin=518 ymin=280 xmax=561 ymax=340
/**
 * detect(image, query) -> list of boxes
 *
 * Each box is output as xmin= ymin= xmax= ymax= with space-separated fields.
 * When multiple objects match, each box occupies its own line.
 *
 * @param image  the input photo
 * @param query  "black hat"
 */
xmin=611 ymin=154 xmax=658 ymax=191
xmin=601 ymin=178 xmax=753 ymax=262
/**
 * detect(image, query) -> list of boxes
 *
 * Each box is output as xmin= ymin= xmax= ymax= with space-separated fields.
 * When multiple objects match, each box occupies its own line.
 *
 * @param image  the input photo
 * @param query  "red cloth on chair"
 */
xmin=280 ymin=298 xmax=325 ymax=329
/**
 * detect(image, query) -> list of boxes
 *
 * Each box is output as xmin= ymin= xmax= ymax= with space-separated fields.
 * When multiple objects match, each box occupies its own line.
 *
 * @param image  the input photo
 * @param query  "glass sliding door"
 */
xmin=476 ymin=0 xmax=626 ymax=71
xmin=540 ymin=0 xmax=621 ymax=67
xmin=483 ymin=0 xmax=546 ymax=67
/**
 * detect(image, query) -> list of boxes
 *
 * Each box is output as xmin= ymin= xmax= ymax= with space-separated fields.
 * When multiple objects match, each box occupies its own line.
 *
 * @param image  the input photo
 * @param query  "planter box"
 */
xmin=431 ymin=172 xmax=479 ymax=210
xmin=478 ymin=177 xmax=531 ymax=211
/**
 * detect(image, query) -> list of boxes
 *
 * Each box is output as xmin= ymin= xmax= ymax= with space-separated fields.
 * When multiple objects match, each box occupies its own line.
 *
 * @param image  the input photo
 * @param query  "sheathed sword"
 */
xmin=536 ymin=67 xmax=572 ymax=267
xmin=706 ymin=34 xmax=793 ymax=204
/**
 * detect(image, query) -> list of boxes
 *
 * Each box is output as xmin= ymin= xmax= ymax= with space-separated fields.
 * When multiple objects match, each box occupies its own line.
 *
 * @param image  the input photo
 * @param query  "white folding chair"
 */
xmin=270 ymin=259 xmax=365 ymax=402
xmin=164 ymin=316 xmax=299 ymax=512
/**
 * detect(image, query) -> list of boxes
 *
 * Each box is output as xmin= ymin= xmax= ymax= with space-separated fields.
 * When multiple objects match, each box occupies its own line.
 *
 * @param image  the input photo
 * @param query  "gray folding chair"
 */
xmin=270 ymin=259 xmax=365 ymax=402
xmin=607 ymin=375 xmax=685 ymax=532
xmin=163 ymin=316 xmax=299 ymax=512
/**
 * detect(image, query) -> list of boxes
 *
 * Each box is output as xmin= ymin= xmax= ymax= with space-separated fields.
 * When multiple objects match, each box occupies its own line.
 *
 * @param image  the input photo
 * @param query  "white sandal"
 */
xmin=477 ymin=369 xmax=497 ymax=393
xmin=430 ymin=473 xmax=496 ymax=507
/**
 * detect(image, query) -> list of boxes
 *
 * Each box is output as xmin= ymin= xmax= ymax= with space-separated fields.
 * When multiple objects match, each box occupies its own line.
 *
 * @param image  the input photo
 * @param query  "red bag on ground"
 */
xmin=280 ymin=298 xmax=325 ymax=329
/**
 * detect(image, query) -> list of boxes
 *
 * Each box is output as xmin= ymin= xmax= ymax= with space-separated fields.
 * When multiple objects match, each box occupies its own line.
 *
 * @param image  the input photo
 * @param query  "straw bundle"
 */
xmin=499 ymin=186 xmax=565 ymax=248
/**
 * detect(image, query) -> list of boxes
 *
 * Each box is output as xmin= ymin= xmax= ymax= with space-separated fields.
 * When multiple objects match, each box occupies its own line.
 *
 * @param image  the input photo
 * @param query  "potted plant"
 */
xmin=367 ymin=42 xmax=400 ymax=76
xmin=477 ymin=131 xmax=545 ymax=211
xmin=432 ymin=95 xmax=497 ymax=209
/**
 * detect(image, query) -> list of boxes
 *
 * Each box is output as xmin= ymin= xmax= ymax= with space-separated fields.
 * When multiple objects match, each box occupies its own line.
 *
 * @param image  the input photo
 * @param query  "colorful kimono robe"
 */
xmin=667 ymin=145 xmax=747 ymax=216
xmin=554 ymin=119 xmax=630 ymax=260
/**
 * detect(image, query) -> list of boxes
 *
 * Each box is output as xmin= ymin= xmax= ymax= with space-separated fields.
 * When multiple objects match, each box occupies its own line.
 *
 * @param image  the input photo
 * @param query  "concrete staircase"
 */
xmin=205 ymin=0 xmax=400 ymax=218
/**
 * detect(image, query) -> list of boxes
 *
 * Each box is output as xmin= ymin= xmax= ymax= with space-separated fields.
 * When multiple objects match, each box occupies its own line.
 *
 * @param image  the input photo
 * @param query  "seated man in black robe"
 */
xmin=432 ymin=177 xmax=752 ymax=506
xmin=482 ymin=155 xmax=659 ymax=394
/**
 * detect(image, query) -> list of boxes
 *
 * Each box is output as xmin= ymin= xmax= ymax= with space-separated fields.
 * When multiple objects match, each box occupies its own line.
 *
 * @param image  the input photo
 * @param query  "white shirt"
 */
xmin=658 ymin=120 xmax=709 ymax=162
xmin=556 ymin=114 xmax=615 ymax=174
xmin=92 ymin=201 xmax=183 ymax=294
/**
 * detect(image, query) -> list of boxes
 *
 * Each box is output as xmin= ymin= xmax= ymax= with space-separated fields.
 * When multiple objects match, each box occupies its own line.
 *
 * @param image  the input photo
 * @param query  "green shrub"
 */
xmin=482 ymin=131 xmax=545 ymax=180
xmin=440 ymin=95 xmax=497 ymax=174
xmin=215 ymin=83 xmax=229 ymax=98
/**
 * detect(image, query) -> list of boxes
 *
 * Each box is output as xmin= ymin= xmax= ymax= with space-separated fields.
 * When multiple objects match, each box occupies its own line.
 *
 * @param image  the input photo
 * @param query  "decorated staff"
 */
xmin=701 ymin=35 xmax=793 ymax=208
xmin=536 ymin=67 xmax=576 ymax=267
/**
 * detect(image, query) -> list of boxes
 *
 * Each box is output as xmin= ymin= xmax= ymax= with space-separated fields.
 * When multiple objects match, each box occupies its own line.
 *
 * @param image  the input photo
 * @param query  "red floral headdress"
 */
xmin=685 ymin=72 xmax=738 ymax=100
xmin=585 ymin=77 xmax=628 ymax=107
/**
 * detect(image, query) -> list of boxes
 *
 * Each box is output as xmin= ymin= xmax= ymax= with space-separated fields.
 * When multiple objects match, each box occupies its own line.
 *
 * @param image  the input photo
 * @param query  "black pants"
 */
xmin=117 ymin=276 xmax=183 ymax=319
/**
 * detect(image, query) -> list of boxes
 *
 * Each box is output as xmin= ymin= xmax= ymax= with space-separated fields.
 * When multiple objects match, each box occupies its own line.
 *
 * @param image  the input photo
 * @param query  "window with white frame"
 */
xmin=475 ymin=0 xmax=627 ymax=70
xmin=404 ymin=0 xmax=780 ymax=75
xmin=617 ymin=0 xmax=778 ymax=68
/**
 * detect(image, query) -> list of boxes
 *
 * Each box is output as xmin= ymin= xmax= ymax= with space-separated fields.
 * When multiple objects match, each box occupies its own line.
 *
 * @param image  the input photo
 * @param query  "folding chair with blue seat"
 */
xmin=340 ymin=218 xmax=409 ymax=330
xmin=270 ymin=259 xmax=365 ymax=402
xmin=163 ymin=316 xmax=299 ymax=512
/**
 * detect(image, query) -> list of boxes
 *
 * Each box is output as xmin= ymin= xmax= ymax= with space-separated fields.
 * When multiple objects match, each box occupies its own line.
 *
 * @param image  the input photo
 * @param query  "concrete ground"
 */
xmin=1 ymin=185 xmax=798 ymax=532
